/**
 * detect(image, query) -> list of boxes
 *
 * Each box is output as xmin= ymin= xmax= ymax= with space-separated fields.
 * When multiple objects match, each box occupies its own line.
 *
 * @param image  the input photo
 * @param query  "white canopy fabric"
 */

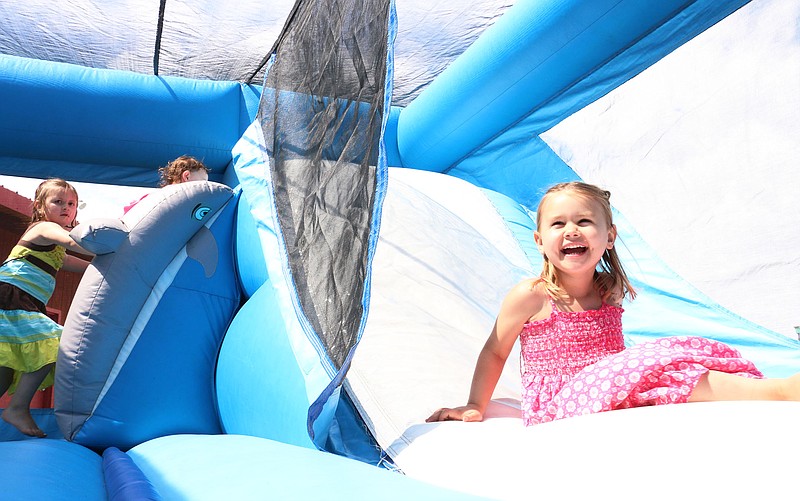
xmin=0 ymin=0 xmax=509 ymax=106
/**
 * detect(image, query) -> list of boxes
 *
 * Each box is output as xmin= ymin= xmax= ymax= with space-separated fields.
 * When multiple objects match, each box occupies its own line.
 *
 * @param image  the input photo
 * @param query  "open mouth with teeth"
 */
xmin=562 ymin=245 xmax=588 ymax=256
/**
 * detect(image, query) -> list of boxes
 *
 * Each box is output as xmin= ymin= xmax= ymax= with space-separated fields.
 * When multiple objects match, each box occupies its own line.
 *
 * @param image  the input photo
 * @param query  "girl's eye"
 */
xmin=579 ymin=218 xmax=593 ymax=225
xmin=551 ymin=221 xmax=565 ymax=228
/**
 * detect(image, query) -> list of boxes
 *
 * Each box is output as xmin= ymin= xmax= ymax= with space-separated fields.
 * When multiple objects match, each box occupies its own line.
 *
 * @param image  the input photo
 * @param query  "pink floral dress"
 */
xmin=519 ymin=299 xmax=763 ymax=426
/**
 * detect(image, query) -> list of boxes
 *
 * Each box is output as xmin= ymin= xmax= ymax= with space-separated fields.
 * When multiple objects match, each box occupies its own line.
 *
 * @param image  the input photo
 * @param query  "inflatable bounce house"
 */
xmin=1 ymin=0 xmax=799 ymax=498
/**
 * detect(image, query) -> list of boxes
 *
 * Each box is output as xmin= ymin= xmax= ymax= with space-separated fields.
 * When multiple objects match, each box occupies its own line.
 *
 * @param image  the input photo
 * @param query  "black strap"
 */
xmin=153 ymin=0 xmax=168 ymax=75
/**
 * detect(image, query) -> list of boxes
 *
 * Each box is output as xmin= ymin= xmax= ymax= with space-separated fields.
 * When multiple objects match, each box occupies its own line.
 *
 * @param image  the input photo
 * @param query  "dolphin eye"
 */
xmin=192 ymin=204 xmax=211 ymax=221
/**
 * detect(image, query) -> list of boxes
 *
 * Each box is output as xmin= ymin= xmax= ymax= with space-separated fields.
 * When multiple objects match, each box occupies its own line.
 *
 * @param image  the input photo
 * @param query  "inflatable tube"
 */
xmin=396 ymin=0 xmax=697 ymax=171
xmin=446 ymin=0 xmax=752 ymax=210
xmin=103 ymin=447 xmax=162 ymax=501
xmin=126 ymin=434 xmax=487 ymax=500
xmin=216 ymin=280 xmax=316 ymax=450
xmin=0 ymin=54 xmax=259 ymax=186
xmin=233 ymin=192 xmax=268 ymax=299
xmin=0 ymin=440 xmax=106 ymax=500
xmin=56 ymin=181 xmax=240 ymax=449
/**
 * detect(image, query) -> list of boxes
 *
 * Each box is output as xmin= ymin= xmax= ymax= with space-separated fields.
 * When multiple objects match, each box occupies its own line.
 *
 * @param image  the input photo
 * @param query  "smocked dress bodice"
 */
xmin=520 ymin=300 xmax=624 ymax=380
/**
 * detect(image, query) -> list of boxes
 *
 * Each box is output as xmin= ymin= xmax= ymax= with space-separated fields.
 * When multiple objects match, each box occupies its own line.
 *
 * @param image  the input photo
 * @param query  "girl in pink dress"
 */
xmin=427 ymin=181 xmax=800 ymax=426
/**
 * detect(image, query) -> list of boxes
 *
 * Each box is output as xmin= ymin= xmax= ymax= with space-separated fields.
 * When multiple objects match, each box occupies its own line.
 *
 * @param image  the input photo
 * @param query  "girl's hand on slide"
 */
xmin=426 ymin=405 xmax=484 ymax=423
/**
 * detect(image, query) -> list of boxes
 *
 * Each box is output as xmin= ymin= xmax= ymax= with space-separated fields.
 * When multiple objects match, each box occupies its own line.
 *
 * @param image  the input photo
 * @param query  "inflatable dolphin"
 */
xmin=55 ymin=181 xmax=240 ymax=450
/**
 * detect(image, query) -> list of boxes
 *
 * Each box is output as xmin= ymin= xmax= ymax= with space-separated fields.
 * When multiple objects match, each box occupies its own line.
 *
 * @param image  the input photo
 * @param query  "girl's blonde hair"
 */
xmin=536 ymin=181 xmax=636 ymax=302
xmin=32 ymin=178 xmax=79 ymax=226
xmin=158 ymin=155 xmax=209 ymax=187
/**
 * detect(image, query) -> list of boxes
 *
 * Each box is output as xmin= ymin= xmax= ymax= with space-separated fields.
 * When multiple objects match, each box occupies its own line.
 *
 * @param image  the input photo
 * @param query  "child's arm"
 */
xmin=62 ymin=253 xmax=92 ymax=273
xmin=24 ymin=222 xmax=95 ymax=268
xmin=427 ymin=279 xmax=545 ymax=423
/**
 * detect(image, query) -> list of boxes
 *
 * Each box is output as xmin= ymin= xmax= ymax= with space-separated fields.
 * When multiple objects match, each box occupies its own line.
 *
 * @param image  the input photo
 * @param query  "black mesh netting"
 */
xmin=257 ymin=0 xmax=391 ymax=370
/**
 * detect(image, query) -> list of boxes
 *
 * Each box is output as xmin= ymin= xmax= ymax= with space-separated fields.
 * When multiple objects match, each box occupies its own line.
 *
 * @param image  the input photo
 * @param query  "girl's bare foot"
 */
xmin=2 ymin=407 xmax=46 ymax=437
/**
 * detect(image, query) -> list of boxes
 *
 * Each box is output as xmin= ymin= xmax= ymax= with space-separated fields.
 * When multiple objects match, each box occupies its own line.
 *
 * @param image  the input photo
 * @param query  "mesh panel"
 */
xmin=257 ymin=0 xmax=391 ymax=370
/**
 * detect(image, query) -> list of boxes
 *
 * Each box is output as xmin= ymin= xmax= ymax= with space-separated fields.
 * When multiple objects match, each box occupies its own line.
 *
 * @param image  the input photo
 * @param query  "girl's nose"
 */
xmin=565 ymin=224 xmax=580 ymax=237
